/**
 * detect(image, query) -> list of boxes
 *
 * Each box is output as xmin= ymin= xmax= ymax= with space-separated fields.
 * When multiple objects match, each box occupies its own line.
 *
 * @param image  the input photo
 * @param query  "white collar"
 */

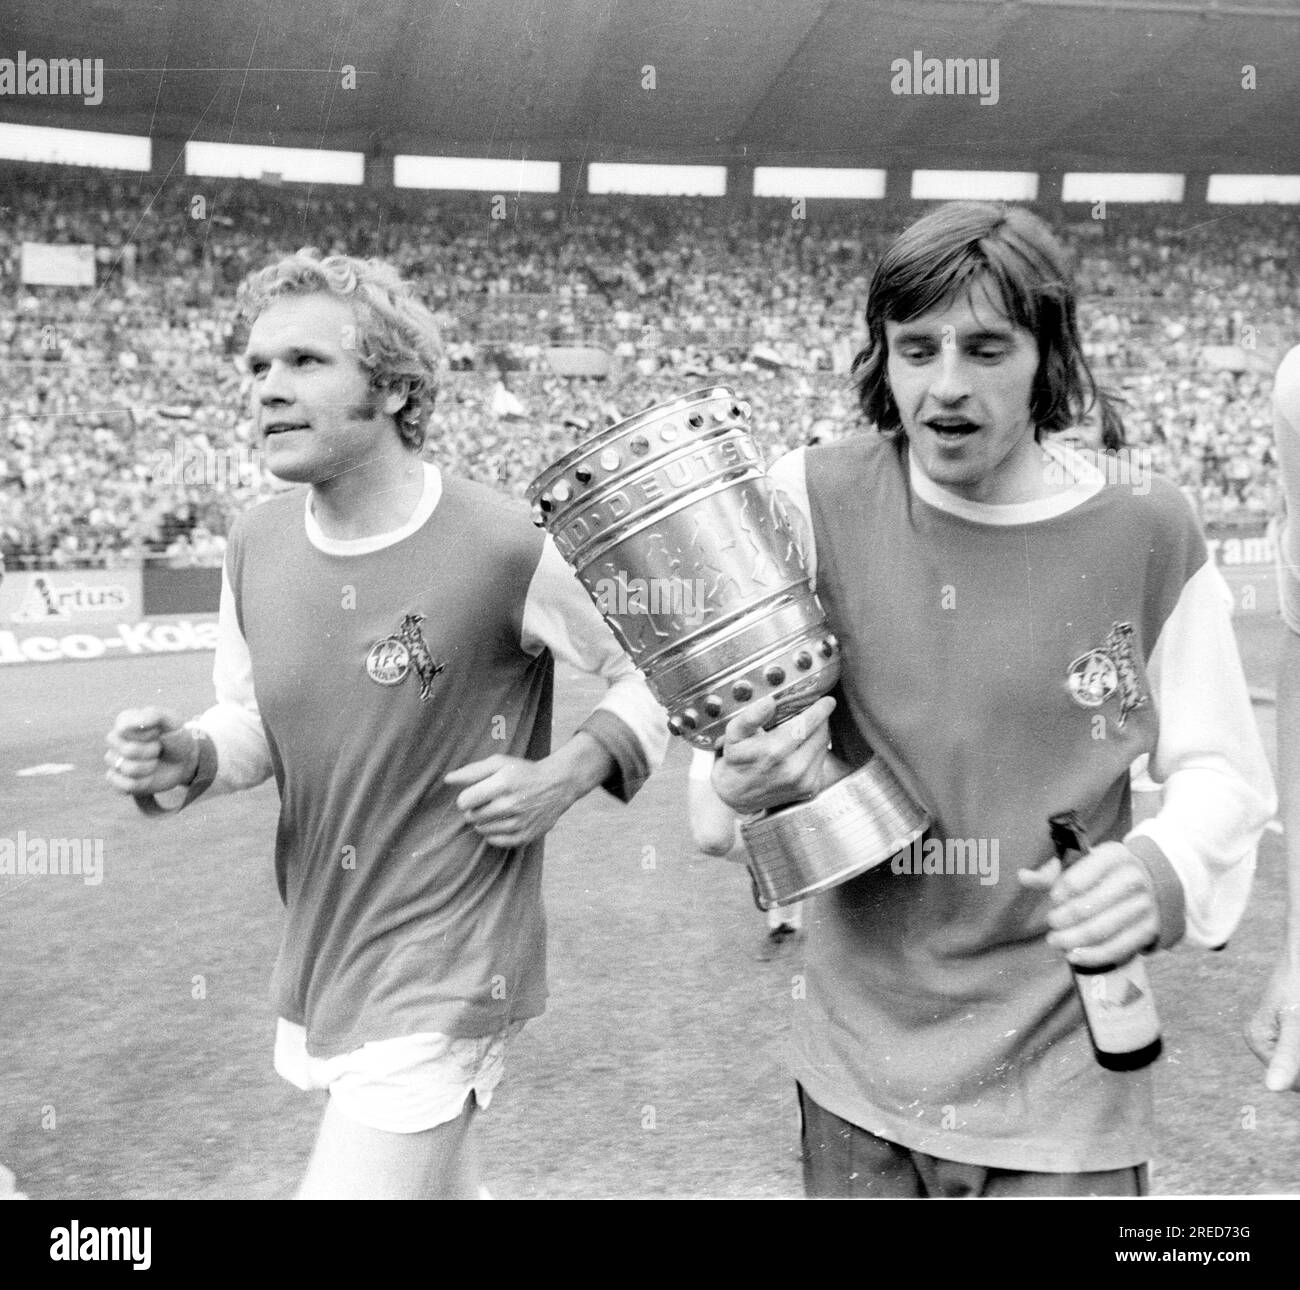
xmin=304 ymin=461 xmax=443 ymax=555
xmin=907 ymin=439 xmax=1104 ymax=526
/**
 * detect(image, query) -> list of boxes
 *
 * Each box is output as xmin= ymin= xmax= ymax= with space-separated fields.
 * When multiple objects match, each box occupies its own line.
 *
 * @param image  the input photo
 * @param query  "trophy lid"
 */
xmin=526 ymin=386 xmax=744 ymax=507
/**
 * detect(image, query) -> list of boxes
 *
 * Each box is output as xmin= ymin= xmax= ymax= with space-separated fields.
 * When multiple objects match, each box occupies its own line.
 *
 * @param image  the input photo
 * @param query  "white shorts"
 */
xmin=273 ymin=1018 xmax=520 ymax=1135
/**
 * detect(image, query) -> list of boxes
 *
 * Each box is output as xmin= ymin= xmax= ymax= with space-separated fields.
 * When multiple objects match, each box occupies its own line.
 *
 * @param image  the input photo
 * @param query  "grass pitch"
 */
xmin=1 ymin=618 xmax=1296 ymax=1198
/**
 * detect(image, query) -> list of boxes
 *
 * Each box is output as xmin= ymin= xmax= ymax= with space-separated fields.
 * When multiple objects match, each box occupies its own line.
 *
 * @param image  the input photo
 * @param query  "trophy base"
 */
xmin=739 ymin=758 xmax=930 ymax=910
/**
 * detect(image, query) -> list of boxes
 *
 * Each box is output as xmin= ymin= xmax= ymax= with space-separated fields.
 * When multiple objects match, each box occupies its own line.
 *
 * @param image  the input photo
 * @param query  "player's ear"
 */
xmin=381 ymin=378 xmax=411 ymax=418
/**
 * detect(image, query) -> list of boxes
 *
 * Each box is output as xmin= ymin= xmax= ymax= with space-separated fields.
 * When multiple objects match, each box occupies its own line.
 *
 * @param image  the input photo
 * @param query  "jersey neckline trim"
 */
xmin=304 ymin=462 xmax=443 ymax=556
xmin=907 ymin=439 xmax=1105 ymax=526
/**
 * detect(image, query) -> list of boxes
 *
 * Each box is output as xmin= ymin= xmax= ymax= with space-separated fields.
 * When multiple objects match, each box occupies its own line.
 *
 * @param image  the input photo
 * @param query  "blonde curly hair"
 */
xmin=237 ymin=248 xmax=443 ymax=452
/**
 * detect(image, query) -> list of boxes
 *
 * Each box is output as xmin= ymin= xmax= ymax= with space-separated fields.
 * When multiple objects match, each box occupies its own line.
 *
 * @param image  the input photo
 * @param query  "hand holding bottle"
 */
xmin=1023 ymin=812 xmax=1163 ymax=1072
xmin=1018 ymin=834 xmax=1160 ymax=969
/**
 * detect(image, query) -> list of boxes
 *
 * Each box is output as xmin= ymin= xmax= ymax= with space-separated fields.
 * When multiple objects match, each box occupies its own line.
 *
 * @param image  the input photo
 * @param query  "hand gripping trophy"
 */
xmin=528 ymin=388 xmax=928 ymax=908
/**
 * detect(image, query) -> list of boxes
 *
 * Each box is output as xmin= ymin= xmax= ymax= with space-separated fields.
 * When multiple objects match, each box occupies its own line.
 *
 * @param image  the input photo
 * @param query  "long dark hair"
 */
xmin=851 ymin=202 xmax=1124 ymax=447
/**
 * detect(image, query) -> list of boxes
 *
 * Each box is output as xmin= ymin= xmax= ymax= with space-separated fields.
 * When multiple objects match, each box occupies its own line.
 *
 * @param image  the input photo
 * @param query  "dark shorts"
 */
xmin=798 ymin=1084 xmax=1149 ymax=1198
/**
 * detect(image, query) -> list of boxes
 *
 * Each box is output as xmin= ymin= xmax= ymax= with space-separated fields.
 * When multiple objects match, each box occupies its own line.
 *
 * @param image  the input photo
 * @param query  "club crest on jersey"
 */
xmin=1066 ymin=622 xmax=1147 ymax=728
xmin=365 ymin=613 xmax=445 ymax=700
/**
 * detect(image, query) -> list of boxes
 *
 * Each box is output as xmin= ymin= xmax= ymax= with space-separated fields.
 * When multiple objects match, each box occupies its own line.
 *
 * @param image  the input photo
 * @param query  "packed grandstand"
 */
xmin=1 ymin=164 xmax=1295 ymax=568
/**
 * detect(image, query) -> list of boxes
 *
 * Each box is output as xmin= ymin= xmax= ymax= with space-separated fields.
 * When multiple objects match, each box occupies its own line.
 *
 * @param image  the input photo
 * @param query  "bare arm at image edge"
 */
xmin=1248 ymin=344 xmax=1300 ymax=1091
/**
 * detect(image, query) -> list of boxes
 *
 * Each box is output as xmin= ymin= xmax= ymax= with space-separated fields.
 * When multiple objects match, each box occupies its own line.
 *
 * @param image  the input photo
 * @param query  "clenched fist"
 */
xmin=105 ymin=707 xmax=199 ymax=798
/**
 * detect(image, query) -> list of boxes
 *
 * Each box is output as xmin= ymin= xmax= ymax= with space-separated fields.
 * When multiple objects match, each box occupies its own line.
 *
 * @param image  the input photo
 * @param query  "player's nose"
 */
xmin=928 ymin=349 xmax=971 ymax=403
xmin=257 ymin=359 xmax=293 ymax=404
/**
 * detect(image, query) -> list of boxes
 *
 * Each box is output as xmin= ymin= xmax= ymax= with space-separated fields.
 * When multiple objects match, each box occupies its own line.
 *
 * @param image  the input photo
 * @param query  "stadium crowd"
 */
xmin=1 ymin=166 xmax=1295 ymax=567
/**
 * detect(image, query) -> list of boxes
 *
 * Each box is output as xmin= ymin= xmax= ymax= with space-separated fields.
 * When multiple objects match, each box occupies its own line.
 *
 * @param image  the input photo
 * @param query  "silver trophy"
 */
xmin=528 ymin=387 xmax=928 ymax=907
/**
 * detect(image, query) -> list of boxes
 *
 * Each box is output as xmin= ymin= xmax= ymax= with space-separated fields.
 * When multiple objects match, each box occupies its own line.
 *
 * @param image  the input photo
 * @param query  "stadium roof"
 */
xmin=2 ymin=0 xmax=1298 ymax=173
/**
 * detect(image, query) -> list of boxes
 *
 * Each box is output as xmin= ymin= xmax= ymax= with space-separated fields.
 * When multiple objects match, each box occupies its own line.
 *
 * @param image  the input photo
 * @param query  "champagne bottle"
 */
xmin=1047 ymin=811 xmax=1163 ymax=1072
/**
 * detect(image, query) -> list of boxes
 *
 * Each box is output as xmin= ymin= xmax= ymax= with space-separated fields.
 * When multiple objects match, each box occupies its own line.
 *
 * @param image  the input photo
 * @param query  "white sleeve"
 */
xmin=768 ymin=446 xmax=816 ymax=590
xmin=688 ymin=746 xmax=743 ymax=858
xmin=688 ymin=746 xmax=717 ymax=783
xmin=1272 ymin=346 xmax=1300 ymax=634
xmin=1124 ymin=560 xmax=1277 ymax=948
xmin=191 ymin=565 xmax=274 ymax=795
xmin=520 ymin=537 xmax=668 ymax=797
